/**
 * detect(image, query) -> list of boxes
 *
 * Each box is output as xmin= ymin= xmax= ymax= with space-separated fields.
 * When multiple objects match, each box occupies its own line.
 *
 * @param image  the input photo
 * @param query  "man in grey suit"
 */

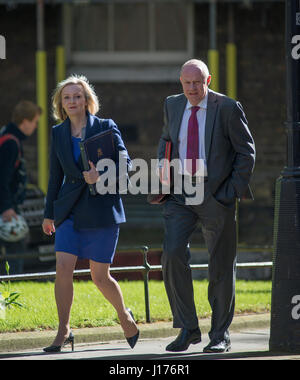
xmin=157 ymin=59 xmax=255 ymax=353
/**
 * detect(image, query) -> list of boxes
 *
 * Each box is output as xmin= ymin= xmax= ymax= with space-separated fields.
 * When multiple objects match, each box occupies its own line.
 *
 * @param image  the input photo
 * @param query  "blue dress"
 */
xmin=54 ymin=136 xmax=119 ymax=264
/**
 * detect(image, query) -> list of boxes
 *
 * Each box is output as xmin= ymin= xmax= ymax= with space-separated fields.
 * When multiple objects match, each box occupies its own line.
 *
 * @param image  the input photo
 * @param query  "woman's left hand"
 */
xmin=83 ymin=161 xmax=99 ymax=184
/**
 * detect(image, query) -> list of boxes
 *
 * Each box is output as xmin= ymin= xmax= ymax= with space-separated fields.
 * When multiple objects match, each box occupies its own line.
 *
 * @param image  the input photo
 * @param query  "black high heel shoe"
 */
xmin=125 ymin=308 xmax=140 ymax=349
xmin=43 ymin=332 xmax=74 ymax=353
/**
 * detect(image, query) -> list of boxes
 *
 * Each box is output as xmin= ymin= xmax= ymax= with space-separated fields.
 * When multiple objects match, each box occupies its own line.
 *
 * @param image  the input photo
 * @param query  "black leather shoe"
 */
xmin=43 ymin=332 xmax=74 ymax=353
xmin=203 ymin=339 xmax=231 ymax=353
xmin=125 ymin=308 xmax=140 ymax=349
xmin=166 ymin=328 xmax=202 ymax=352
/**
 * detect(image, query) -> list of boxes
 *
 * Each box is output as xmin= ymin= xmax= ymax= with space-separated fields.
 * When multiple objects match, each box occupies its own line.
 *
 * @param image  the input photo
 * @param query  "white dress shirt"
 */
xmin=178 ymin=93 xmax=208 ymax=176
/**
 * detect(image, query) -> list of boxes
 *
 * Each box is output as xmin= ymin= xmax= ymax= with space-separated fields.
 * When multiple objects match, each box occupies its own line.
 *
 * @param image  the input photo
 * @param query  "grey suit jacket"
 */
xmin=158 ymin=89 xmax=256 ymax=204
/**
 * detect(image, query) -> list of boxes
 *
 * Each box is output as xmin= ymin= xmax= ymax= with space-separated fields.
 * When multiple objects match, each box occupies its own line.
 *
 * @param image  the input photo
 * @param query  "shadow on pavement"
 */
xmin=78 ymin=350 xmax=300 ymax=360
xmin=1 ymin=348 xmax=299 ymax=360
xmin=0 ymin=347 xmax=128 ymax=360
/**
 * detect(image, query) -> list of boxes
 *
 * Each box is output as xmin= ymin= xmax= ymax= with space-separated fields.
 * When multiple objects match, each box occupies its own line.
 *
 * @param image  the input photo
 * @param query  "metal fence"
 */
xmin=0 ymin=245 xmax=273 ymax=323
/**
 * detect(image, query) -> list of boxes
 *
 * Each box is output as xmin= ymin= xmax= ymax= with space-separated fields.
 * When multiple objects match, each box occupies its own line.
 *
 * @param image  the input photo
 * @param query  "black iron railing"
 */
xmin=0 ymin=245 xmax=273 ymax=323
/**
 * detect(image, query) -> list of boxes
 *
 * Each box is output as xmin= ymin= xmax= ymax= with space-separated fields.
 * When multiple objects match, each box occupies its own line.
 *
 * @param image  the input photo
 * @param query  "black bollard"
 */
xmin=269 ymin=0 xmax=300 ymax=352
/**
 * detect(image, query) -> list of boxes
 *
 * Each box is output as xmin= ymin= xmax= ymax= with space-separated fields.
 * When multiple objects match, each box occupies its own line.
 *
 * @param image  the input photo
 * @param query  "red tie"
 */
xmin=186 ymin=106 xmax=200 ymax=175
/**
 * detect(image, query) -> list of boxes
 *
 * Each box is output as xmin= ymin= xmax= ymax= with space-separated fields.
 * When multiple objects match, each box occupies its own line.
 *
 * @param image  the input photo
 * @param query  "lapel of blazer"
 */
xmin=76 ymin=112 xmax=97 ymax=170
xmin=84 ymin=112 xmax=96 ymax=140
xmin=205 ymin=90 xmax=218 ymax=162
xmin=58 ymin=117 xmax=83 ymax=178
xmin=172 ymin=94 xmax=187 ymax=153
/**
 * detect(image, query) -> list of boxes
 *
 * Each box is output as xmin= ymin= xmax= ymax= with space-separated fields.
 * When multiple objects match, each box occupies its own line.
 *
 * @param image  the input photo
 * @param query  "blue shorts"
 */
xmin=54 ymin=216 xmax=119 ymax=264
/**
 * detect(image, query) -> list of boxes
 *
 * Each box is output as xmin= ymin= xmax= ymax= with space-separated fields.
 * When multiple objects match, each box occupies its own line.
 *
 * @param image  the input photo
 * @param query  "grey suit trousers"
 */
xmin=161 ymin=184 xmax=237 ymax=342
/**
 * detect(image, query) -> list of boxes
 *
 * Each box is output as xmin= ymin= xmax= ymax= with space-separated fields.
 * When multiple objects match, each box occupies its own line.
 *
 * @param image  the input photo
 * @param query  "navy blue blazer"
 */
xmin=44 ymin=113 xmax=130 ymax=229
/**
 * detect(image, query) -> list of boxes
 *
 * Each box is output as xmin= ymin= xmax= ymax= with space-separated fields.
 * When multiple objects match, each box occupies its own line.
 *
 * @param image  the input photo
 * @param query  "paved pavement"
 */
xmin=0 ymin=313 xmax=300 ymax=361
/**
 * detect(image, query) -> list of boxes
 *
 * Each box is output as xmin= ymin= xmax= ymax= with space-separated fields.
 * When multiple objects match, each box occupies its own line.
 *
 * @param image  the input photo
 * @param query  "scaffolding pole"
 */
xmin=208 ymin=0 xmax=219 ymax=92
xmin=226 ymin=3 xmax=237 ymax=100
xmin=56 ymin=4 xmax=66 ymax=83
xmin=36 ymin=0 xmax=48 ymax=194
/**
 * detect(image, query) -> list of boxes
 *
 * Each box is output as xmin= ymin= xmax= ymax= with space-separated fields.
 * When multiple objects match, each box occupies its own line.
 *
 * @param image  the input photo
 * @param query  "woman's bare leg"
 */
xmin=90 ymin=260 xmax=138 ymax=338
xmin=51 ymin=251 xmax=77 ymax=346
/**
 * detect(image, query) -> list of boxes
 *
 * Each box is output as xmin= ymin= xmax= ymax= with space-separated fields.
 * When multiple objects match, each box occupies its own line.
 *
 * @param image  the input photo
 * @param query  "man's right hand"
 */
xmin=1 ymin=208 xmax=18 ymax=222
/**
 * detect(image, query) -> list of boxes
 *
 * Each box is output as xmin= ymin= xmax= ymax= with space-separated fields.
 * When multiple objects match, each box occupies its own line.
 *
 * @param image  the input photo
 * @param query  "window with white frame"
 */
xmin=64 ymin=1 xmax=194 ymax=82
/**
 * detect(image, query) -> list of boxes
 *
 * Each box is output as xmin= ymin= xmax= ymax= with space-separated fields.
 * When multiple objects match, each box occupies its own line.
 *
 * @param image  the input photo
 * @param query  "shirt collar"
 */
xmin=186 ymin=92 xmax=208 ymax=111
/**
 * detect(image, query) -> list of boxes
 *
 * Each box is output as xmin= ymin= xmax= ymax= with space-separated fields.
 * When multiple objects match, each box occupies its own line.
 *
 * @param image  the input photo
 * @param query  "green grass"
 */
xmin=0 ymin=280 xmax=272 ymax=333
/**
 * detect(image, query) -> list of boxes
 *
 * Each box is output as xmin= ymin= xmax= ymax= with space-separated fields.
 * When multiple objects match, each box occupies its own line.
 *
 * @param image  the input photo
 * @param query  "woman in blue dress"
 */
xmin=42 ymin=75 xmax=139 ymax=352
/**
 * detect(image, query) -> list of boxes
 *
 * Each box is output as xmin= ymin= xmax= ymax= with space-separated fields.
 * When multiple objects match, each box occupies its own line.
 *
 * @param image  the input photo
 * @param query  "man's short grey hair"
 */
xmin=180 ymin=59 xmax=210 ymax=80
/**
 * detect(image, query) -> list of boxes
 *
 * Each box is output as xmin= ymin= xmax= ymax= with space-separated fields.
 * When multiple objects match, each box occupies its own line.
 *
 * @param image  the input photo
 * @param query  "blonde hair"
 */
xmin=52 ymin=74 xmax=99 ymax=121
